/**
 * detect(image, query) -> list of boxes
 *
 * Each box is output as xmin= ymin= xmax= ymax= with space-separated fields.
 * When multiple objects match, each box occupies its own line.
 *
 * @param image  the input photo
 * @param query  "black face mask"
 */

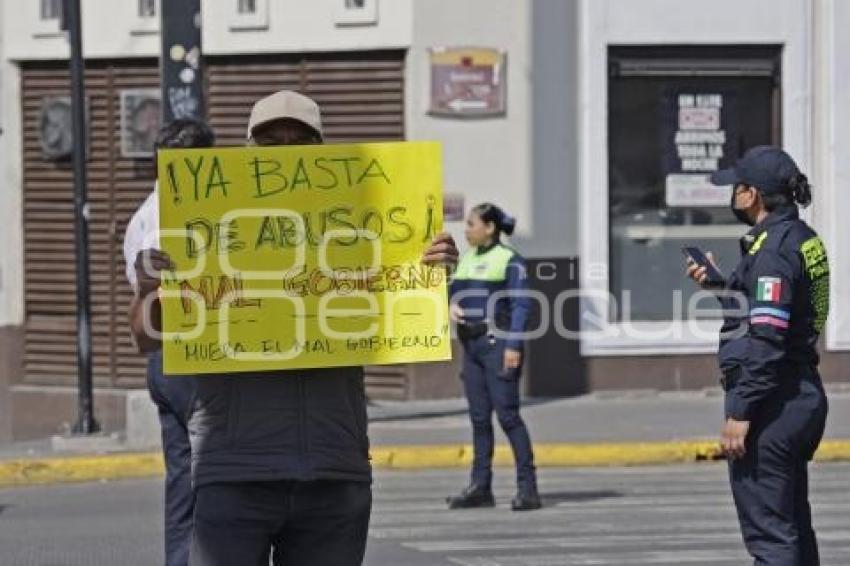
xmin=730 ymin=190 xmax=756 ymax=226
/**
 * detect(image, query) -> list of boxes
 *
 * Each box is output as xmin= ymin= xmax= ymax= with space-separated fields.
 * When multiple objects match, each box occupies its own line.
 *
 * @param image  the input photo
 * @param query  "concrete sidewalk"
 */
xmin=364 ymin=386 xmax=850 ymax=469
xmin=368 ymin=386 xmax=850 ymax=445
xmin=2 ymin=387 xmax=850 ymax=486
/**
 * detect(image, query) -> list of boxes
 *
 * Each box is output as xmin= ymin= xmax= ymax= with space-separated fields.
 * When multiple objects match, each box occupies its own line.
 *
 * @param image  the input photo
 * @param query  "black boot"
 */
xmin=511 ymin=487 xmax=542 ymax=511
xmin=446 ymin=484 xmax=495 ymax=509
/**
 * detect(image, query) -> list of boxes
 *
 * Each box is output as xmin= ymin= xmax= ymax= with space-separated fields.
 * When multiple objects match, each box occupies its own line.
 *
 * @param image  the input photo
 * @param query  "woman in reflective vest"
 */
xmin=446 ymin=203 xmax=540 ymax=511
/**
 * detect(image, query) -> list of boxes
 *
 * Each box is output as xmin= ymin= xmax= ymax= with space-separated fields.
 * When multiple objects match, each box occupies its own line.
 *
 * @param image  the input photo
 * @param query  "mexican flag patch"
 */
xmin=757 ymin=276 xmax=782 ymax=302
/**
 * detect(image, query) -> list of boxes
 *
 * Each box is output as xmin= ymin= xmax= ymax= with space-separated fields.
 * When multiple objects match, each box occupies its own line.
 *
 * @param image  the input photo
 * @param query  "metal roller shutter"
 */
xmin=206 ymin=50 xmax=405 ymax=144
xmin=22 ymin=50 xmax=408 ymax=398
xmin=21 ymin=61 xmax=158 ymax=389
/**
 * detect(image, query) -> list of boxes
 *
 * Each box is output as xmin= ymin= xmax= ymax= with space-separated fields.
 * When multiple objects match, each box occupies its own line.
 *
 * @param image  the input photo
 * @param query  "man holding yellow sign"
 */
xmin=130 ymin=91 xmax=458 ymax=566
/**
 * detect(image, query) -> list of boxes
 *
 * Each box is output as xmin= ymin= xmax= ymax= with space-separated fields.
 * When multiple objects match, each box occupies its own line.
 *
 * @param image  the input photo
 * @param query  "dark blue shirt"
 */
xmin=717 ymin=206 xmax=830 ymax=420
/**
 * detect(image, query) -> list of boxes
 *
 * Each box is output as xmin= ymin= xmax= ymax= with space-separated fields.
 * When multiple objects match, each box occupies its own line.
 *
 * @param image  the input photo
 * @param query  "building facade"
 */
xmin=0 ymin=0 xmax=847 ymax=441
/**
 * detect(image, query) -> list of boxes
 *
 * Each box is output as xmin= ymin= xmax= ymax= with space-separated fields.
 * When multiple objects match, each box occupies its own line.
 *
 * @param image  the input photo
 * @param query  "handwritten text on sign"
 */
xmin=157 ymin=142 xmax=450 ymax=374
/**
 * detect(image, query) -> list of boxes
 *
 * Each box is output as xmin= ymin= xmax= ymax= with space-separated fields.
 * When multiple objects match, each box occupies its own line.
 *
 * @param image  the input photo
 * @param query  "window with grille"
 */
xmin=335 ymin=0 xmax=377 ymax=26
xmin=138 ymin=0 xmax=156 ymax=18
xmin=237 ymin=0 xmax=257 ymax=14
xmin=231 ymin=0 xmax=268 ymax=30
xmin=39 ymin=0 xmax=60 ymax=20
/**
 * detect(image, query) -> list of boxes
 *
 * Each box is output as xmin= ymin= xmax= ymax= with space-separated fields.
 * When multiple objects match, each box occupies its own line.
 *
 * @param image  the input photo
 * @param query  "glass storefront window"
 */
xmin=608 ymin=46 xmax=781 ymax=321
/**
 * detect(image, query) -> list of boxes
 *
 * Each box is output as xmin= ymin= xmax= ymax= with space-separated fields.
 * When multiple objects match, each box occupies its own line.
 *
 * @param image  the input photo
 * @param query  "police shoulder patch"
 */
xmin=800 ymin=236 xmax=829 ymax=280
xmin=756 ymin=276 xmax=782 ymax=302
xmin=800 ymin=236 xmax=830 ymax=333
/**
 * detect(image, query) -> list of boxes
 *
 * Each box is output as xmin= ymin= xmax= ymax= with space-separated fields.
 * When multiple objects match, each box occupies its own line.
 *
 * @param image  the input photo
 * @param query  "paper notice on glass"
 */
xmin=665 ymin=174 xmax=732 ymax=207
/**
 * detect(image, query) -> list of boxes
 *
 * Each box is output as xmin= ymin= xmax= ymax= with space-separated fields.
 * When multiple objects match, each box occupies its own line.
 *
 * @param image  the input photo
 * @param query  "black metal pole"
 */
xmin=65 ymin=0 xmax=99 ymax=435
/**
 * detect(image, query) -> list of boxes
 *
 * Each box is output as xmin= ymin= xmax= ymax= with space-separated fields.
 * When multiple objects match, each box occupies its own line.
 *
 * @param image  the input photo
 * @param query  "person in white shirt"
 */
xmin=123 ymin=119 xmax=216 ymax=566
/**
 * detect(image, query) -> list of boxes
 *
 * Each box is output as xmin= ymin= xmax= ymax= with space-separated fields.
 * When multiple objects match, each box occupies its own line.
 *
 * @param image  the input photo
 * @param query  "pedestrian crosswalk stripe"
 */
xmin=368 ymin=464 xmax=850 ymax=566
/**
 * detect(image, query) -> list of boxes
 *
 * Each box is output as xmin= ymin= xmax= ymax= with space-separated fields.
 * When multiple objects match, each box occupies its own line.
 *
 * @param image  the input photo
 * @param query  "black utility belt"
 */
xmin=457 ymin=321 xmax=489 ymax=341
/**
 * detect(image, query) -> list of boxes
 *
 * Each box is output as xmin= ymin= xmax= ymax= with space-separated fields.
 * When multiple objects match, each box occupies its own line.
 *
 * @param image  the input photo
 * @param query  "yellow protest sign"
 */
xmin=156 ymin=141 xmax=450 ymax=375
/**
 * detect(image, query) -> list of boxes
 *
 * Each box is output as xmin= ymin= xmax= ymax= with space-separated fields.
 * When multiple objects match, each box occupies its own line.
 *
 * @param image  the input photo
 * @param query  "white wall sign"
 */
xmin=429 ymin=47 xmax=507 ymax=117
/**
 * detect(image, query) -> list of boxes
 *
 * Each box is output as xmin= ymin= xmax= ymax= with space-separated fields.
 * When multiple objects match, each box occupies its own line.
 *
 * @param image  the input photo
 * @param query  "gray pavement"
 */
xmin=368 ymin=389 xmax=850 ymax=446
xmin=2 ymin=463 xmax=850 ymax=565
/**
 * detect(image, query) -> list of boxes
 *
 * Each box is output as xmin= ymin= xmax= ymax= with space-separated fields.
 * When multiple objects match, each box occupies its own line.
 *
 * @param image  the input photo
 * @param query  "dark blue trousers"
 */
xmin=147 ymin=350 xmax=197 ymax=566
xmin=728 ymin=371 xmax=828 ymax=566
xmin=461 ymin=335 xmax=536 ymax=491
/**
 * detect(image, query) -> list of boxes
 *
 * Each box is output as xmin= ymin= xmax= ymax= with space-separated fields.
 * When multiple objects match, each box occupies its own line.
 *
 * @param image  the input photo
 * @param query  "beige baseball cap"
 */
xmin=246 ymin=90 xmax=323 ymax=140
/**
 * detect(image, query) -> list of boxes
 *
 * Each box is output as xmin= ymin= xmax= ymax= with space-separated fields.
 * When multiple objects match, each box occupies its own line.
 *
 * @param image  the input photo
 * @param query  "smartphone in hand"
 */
xmin=682 ymin=246 xmax=725 ymax=287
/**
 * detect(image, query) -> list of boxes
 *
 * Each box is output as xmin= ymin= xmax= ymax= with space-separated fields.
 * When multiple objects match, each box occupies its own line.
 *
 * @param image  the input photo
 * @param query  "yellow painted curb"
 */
xmin=2 ymin=440 xmax=850 ymax=488
xmin=0 ymin=453 xmax=164 ymax=488
xmin=370 ymin=439 xmax=850 ymax=469
xmin=370 ymin=441 xmax=724 ymax=470
xmin=811 ymin=440 xmax=850 ymax=462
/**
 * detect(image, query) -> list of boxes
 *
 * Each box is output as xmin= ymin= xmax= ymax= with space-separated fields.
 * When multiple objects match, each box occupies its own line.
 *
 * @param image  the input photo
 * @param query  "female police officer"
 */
xmin=446 ymin=203 xmax=540 ymax=512
xmin=687 ymin=146 xmax=829 ymax=565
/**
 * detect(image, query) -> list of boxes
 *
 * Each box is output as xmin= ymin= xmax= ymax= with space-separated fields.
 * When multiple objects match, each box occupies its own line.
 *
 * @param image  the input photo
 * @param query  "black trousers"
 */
xmin=148 ymin=350 xmax=197 ymax=566
xmin=189 ymin=480 xmax=372 ymax=566
xmin=728 ymin=372 xmax=828 ymax=566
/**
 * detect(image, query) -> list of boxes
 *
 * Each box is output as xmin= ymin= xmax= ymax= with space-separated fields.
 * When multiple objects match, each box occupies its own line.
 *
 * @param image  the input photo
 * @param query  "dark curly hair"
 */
xmin=154 ymin=119 xmax=215 ymax=151
xmin=762 ymin=171 xmax=812 ymax=211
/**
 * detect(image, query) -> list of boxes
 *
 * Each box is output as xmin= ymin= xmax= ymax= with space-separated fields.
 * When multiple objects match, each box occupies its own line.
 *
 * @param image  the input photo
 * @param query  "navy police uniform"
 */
xmin=712 ymin=147 xmax=830 ymax=565
xmin=450 ymin=242 xmax=537 ymax=496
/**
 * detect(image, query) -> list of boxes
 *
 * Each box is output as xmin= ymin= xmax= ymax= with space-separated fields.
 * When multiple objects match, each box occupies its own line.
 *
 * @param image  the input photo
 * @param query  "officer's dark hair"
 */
xmin=761 ymin=172 xmax=813 ymax=211
xmin=154 ymin=119 xmax=215 ymax=151
xmin=472 ymin=202 xmax=516 ymax=237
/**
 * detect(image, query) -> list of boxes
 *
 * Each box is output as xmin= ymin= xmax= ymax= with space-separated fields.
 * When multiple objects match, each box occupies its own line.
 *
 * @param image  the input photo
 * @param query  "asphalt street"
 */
xmin=2 ymin=462 xmax=850 ymax=565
